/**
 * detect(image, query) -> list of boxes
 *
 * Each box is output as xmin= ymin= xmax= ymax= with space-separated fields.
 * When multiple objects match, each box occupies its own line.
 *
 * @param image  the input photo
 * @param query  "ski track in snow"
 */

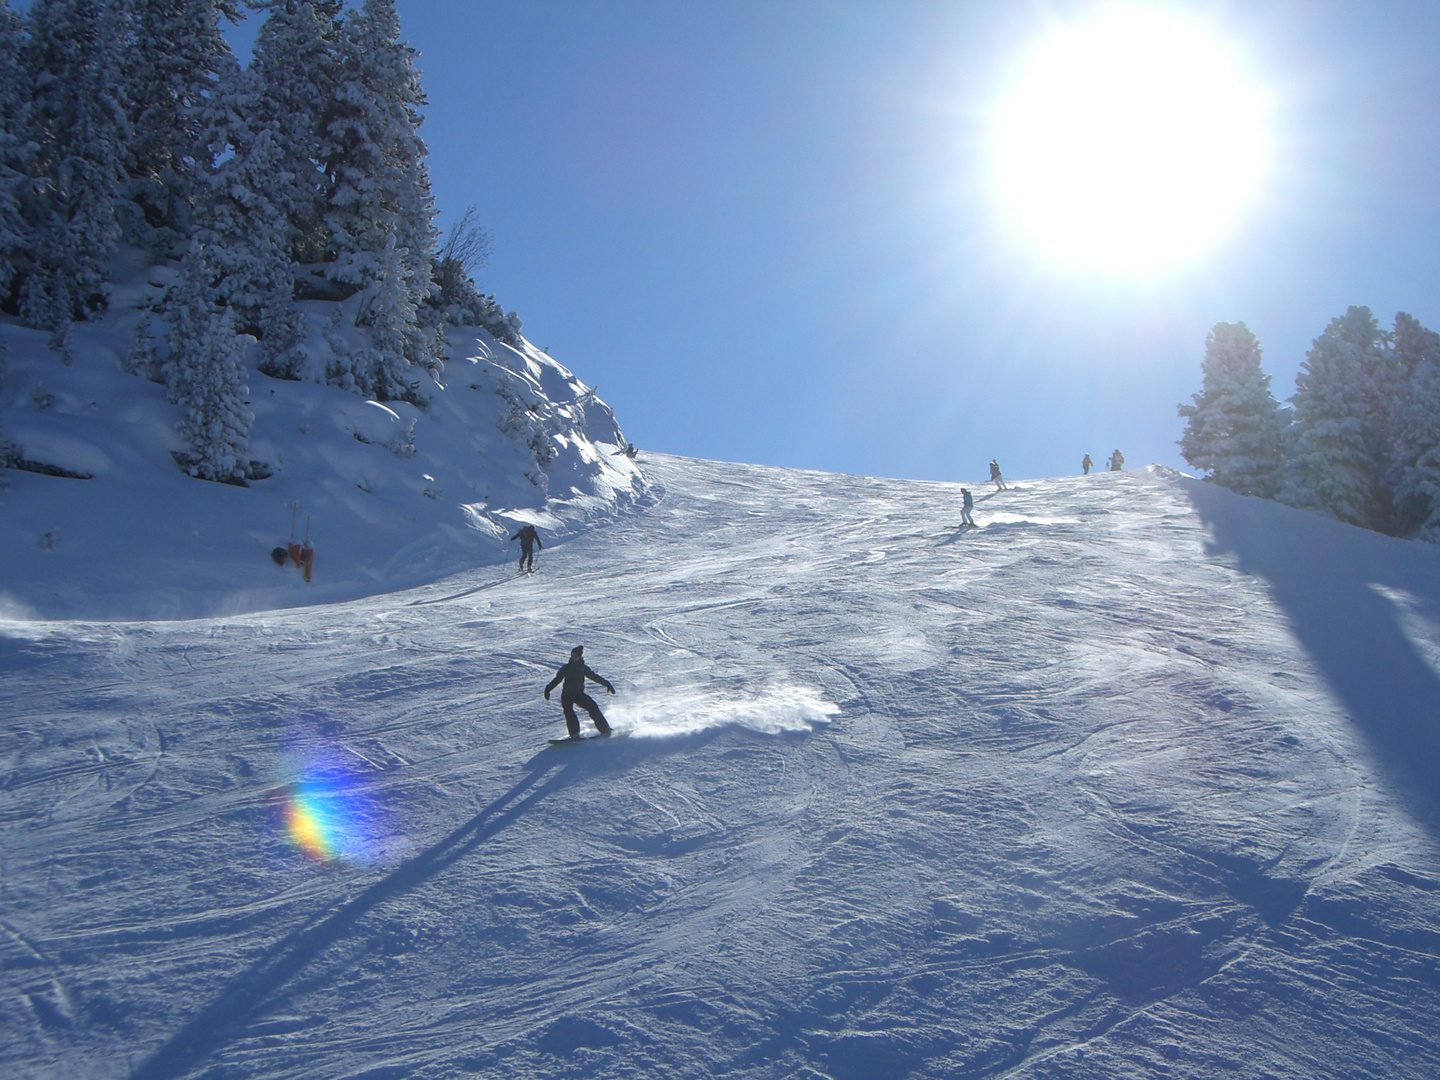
xmin=3 ymin=455 xmax=1440 ymax=1078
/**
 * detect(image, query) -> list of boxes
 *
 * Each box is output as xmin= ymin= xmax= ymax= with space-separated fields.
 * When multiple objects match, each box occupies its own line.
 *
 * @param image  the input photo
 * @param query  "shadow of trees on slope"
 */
xmin=1187 ymin=478 xmax=1440 ymax=831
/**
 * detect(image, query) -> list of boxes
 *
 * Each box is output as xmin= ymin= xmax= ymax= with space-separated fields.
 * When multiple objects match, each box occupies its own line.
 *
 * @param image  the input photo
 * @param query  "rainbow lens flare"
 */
xmin=272 ymin=763 xmax=378 ymax=863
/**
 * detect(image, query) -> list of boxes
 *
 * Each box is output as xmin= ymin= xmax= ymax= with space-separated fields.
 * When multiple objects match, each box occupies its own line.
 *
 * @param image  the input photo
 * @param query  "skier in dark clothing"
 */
xmin=1082 ymin=453 xmax=1092 ymax=475
xmin=544 ymin=645 xmax=615 ymax=738
xmin=989 ymin=459 xmax=1007 ymax=491
xmin=960 ymin=487 xmax=975 ymax=526
xmin=510 ymin=524 xmax=542 ymax=573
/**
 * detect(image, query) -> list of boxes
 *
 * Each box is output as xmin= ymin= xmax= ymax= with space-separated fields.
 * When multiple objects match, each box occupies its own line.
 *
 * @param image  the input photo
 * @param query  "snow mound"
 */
xmin=611 ymin=682 xmax=839 ymax=739
xmin=0 ymin=264 xmax=651 ymax=621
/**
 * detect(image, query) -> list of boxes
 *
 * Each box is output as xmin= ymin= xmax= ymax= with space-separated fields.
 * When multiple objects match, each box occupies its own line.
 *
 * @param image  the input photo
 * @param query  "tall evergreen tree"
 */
xmin=123 ymin=0 xmax=241 ymax=249
xmin=0 ymin=0 xmax=29 ymax=305
xmin=192 ymin=66 xmax=304 ymax=376
xmin=320 ymin=0 xmax=440 ymax=400
xmin=1178 ymin=321 xmax=1287 ymax=497
xmin=1280 ymin=306 xmax=1396 ymax=529
xmin=19 ymin=0 xmax=129 ymax=329
xmin=165 ymin=243 xmax=253 ymax=482
xmin=246 ymin=0 xmax=344 ymax=264
xmin=1391 ymin=312 xmax=1440 ymax=541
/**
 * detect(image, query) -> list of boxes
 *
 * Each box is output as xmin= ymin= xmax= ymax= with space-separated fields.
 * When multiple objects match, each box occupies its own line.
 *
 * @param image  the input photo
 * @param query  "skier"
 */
xmin=510 ymin=524 xmax=542 ymax=573
xmin=1109 ymin=449 xmax=1124 ymax=472
xmin=544 ymin=645 xmax=615 ymax=738
xmin=1082 ymin=453 xmax=1092 ymax=475
xmin=960 ymin=487 xmax=975 ymax=527
xmin=989 ymin=459 xmax=1007 ymax=491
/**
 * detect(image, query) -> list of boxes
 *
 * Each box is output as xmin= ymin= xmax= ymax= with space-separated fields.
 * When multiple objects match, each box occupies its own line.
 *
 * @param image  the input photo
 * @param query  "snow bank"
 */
xmin=0 ymin=263 xmax=651 ymax=621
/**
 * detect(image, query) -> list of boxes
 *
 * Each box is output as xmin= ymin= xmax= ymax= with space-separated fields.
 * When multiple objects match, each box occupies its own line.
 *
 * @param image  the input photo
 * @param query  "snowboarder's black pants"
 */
xmin=562 ymin=692 xmax=610 ymax=737
xmin=518 ymin=542 xmax=535 ymax=571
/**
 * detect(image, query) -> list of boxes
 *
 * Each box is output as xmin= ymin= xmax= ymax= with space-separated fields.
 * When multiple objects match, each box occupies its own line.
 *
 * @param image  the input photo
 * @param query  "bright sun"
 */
xmin=990 ymin=6 xmax=1270 ymax=274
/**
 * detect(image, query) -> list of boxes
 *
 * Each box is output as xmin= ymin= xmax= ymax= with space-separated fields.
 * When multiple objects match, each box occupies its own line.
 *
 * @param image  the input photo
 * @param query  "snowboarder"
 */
xmin=544 ymin=645 xmax=615 ymax=738
xmin=1082 ymin=453 xmax=1092 ymax=475
xmin=960 ymin=487 xmax=975 ymax=526
xmin=1109 ymin=449 xmax=1124 ymax=472
xmin=510 ymin=524 xmax=542 ymax=573
xmin=989 ymin=459 xmax=1006 ymax=491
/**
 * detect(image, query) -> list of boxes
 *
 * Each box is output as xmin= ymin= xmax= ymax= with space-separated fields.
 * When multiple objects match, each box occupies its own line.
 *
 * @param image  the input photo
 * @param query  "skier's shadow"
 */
xmin=1188 ymin=479 xmax=1440 ymax=830
xmin=131 ymin=730 xmax=723 ymax=1080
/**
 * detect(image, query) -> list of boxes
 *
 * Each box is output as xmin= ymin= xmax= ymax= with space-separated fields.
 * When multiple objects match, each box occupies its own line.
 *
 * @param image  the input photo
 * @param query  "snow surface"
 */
xmin=4 ymin=455 xmax=1440 ymax=1079
xmin=0 ymin=282 xmax=648 ymax=621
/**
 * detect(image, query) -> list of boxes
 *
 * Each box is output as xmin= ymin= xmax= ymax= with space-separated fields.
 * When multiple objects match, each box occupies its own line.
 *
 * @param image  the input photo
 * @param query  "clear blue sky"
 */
xmin=251 ymin=2 xmax=1440 ymax=481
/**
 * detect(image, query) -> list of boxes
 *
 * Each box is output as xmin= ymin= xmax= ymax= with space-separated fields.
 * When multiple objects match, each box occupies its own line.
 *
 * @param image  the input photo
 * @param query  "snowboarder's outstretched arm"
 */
xmin=543 ymin=669 xmax=564 ymax=699
xmin=585 ymin=666 xmax=615 ymax=694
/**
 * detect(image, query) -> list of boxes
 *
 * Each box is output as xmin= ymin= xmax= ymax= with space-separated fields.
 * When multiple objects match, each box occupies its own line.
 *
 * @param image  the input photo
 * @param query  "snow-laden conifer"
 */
xmin=321 ymin=0 xmax=440 ymax=400
xmin=1280 ymin=306 xmax=1396 ymax=529
xmin=1391 ymin=312 xmax=1440 ymax=541
xmin=19 ymin=0 xmax=129 ymax=329
xmin=192 ymin=74 xmax=304 ymax=378
xmin=123 ymin=0 xmax=241 ymax=249
xmin=1178 ymin=321 xmax=1287 ymax=498
xmin=165 ymin=245 xmax=253 ymax=482
xmin=0 ymin=0 xmax=29 ymax=301
xmin=246 ymin=0 xmax=344 ymax=264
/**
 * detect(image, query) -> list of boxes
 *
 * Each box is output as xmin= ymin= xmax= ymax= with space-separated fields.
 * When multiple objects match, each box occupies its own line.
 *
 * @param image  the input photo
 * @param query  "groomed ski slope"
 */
xmin=4 ymin=454 xmax=1440 ymax=1080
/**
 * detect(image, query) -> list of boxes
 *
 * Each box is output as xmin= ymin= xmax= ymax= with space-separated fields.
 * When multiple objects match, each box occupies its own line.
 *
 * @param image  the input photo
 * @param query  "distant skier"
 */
xmin=989 ymin=459 xmax=1007 ymax=491
xmin=510 ymin=524 xmax=542 ymax=573
xmin=960 ymin=487 xmax=975 ymax=527
xmin=544 ymin=645 xmax=615 ymax=738
xmin=1109 ymin=449 xmax=1124 ymax=472
xmin=1082 ymin=453 xmax=1092 ymax=475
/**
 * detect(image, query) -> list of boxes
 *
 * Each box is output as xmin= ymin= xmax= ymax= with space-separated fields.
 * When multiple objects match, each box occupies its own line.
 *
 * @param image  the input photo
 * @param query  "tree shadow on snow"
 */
xmin=1187 ymin=478 xmax=1440 ymax=831
xmin=131 ymin=730 xmax=727 ymax=1080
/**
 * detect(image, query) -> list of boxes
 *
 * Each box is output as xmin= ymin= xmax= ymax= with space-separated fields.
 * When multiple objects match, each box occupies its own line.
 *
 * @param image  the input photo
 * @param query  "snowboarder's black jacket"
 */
xmin=546 ymin=659 xmax=614 ymax=698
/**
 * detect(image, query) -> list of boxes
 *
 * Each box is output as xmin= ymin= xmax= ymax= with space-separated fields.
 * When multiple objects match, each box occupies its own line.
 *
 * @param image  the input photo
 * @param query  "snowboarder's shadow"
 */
xmin=131 ymin=727 xmax=727 ymax=1080
xmin=938 ymin=524 xmax=979 ymax=546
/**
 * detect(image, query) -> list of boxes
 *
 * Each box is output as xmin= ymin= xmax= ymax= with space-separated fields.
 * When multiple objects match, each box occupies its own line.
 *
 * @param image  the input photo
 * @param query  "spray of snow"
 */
xmin=609 ymin=682 xmax=838 ymax=739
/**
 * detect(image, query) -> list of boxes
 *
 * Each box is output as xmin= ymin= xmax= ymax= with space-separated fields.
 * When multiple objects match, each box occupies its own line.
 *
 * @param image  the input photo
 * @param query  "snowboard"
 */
xmin=547 ymin=732 xmax=619 ymax=747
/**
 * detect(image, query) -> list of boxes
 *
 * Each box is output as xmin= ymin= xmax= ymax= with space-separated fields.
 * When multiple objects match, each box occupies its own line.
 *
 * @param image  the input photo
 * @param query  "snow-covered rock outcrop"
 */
xmin=0 ymin=277 xmax=649 ymax=620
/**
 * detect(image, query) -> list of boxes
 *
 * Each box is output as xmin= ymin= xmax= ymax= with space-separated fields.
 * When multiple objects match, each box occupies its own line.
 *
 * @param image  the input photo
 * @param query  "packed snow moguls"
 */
xmin=4 ymin=455 xmax=1440 ymax=1079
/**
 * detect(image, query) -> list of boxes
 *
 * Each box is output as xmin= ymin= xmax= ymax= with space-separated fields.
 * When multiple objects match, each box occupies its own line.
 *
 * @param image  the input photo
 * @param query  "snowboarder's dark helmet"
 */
xmin=571 ymin=646 xmax=584 ymax=658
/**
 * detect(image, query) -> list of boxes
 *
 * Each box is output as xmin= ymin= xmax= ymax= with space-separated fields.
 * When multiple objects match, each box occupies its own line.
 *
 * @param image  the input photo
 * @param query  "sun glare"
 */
xmin=990 ymin=6 xmax=1270 ymax=274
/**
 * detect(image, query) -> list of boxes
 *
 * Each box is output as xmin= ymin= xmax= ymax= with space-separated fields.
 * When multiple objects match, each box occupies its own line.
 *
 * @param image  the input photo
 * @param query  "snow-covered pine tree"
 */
xmin=320 ymin=0 xmax=440 ymax=401
xmin=1391 ymin=312 xmax=1440 ymax=541
xmin=165 ymin=244 xmax=254 ymax=483
xmin=192 ymin=71 xmax=305 ymax=378
xmin=19 ymin=0 xmax=129 ymax=329
xmin=1280 ymin=306 xmax=1397 ymax=530
xmin=246 ymin=0 xmax=344 ymax=266
xmin=1178 ymin=321 xmax=1287 ymax=498
xmin=0 ymin=0 xmax=30 ymax=303
xmin=123 ymin=0 xmax=241 ymax=251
